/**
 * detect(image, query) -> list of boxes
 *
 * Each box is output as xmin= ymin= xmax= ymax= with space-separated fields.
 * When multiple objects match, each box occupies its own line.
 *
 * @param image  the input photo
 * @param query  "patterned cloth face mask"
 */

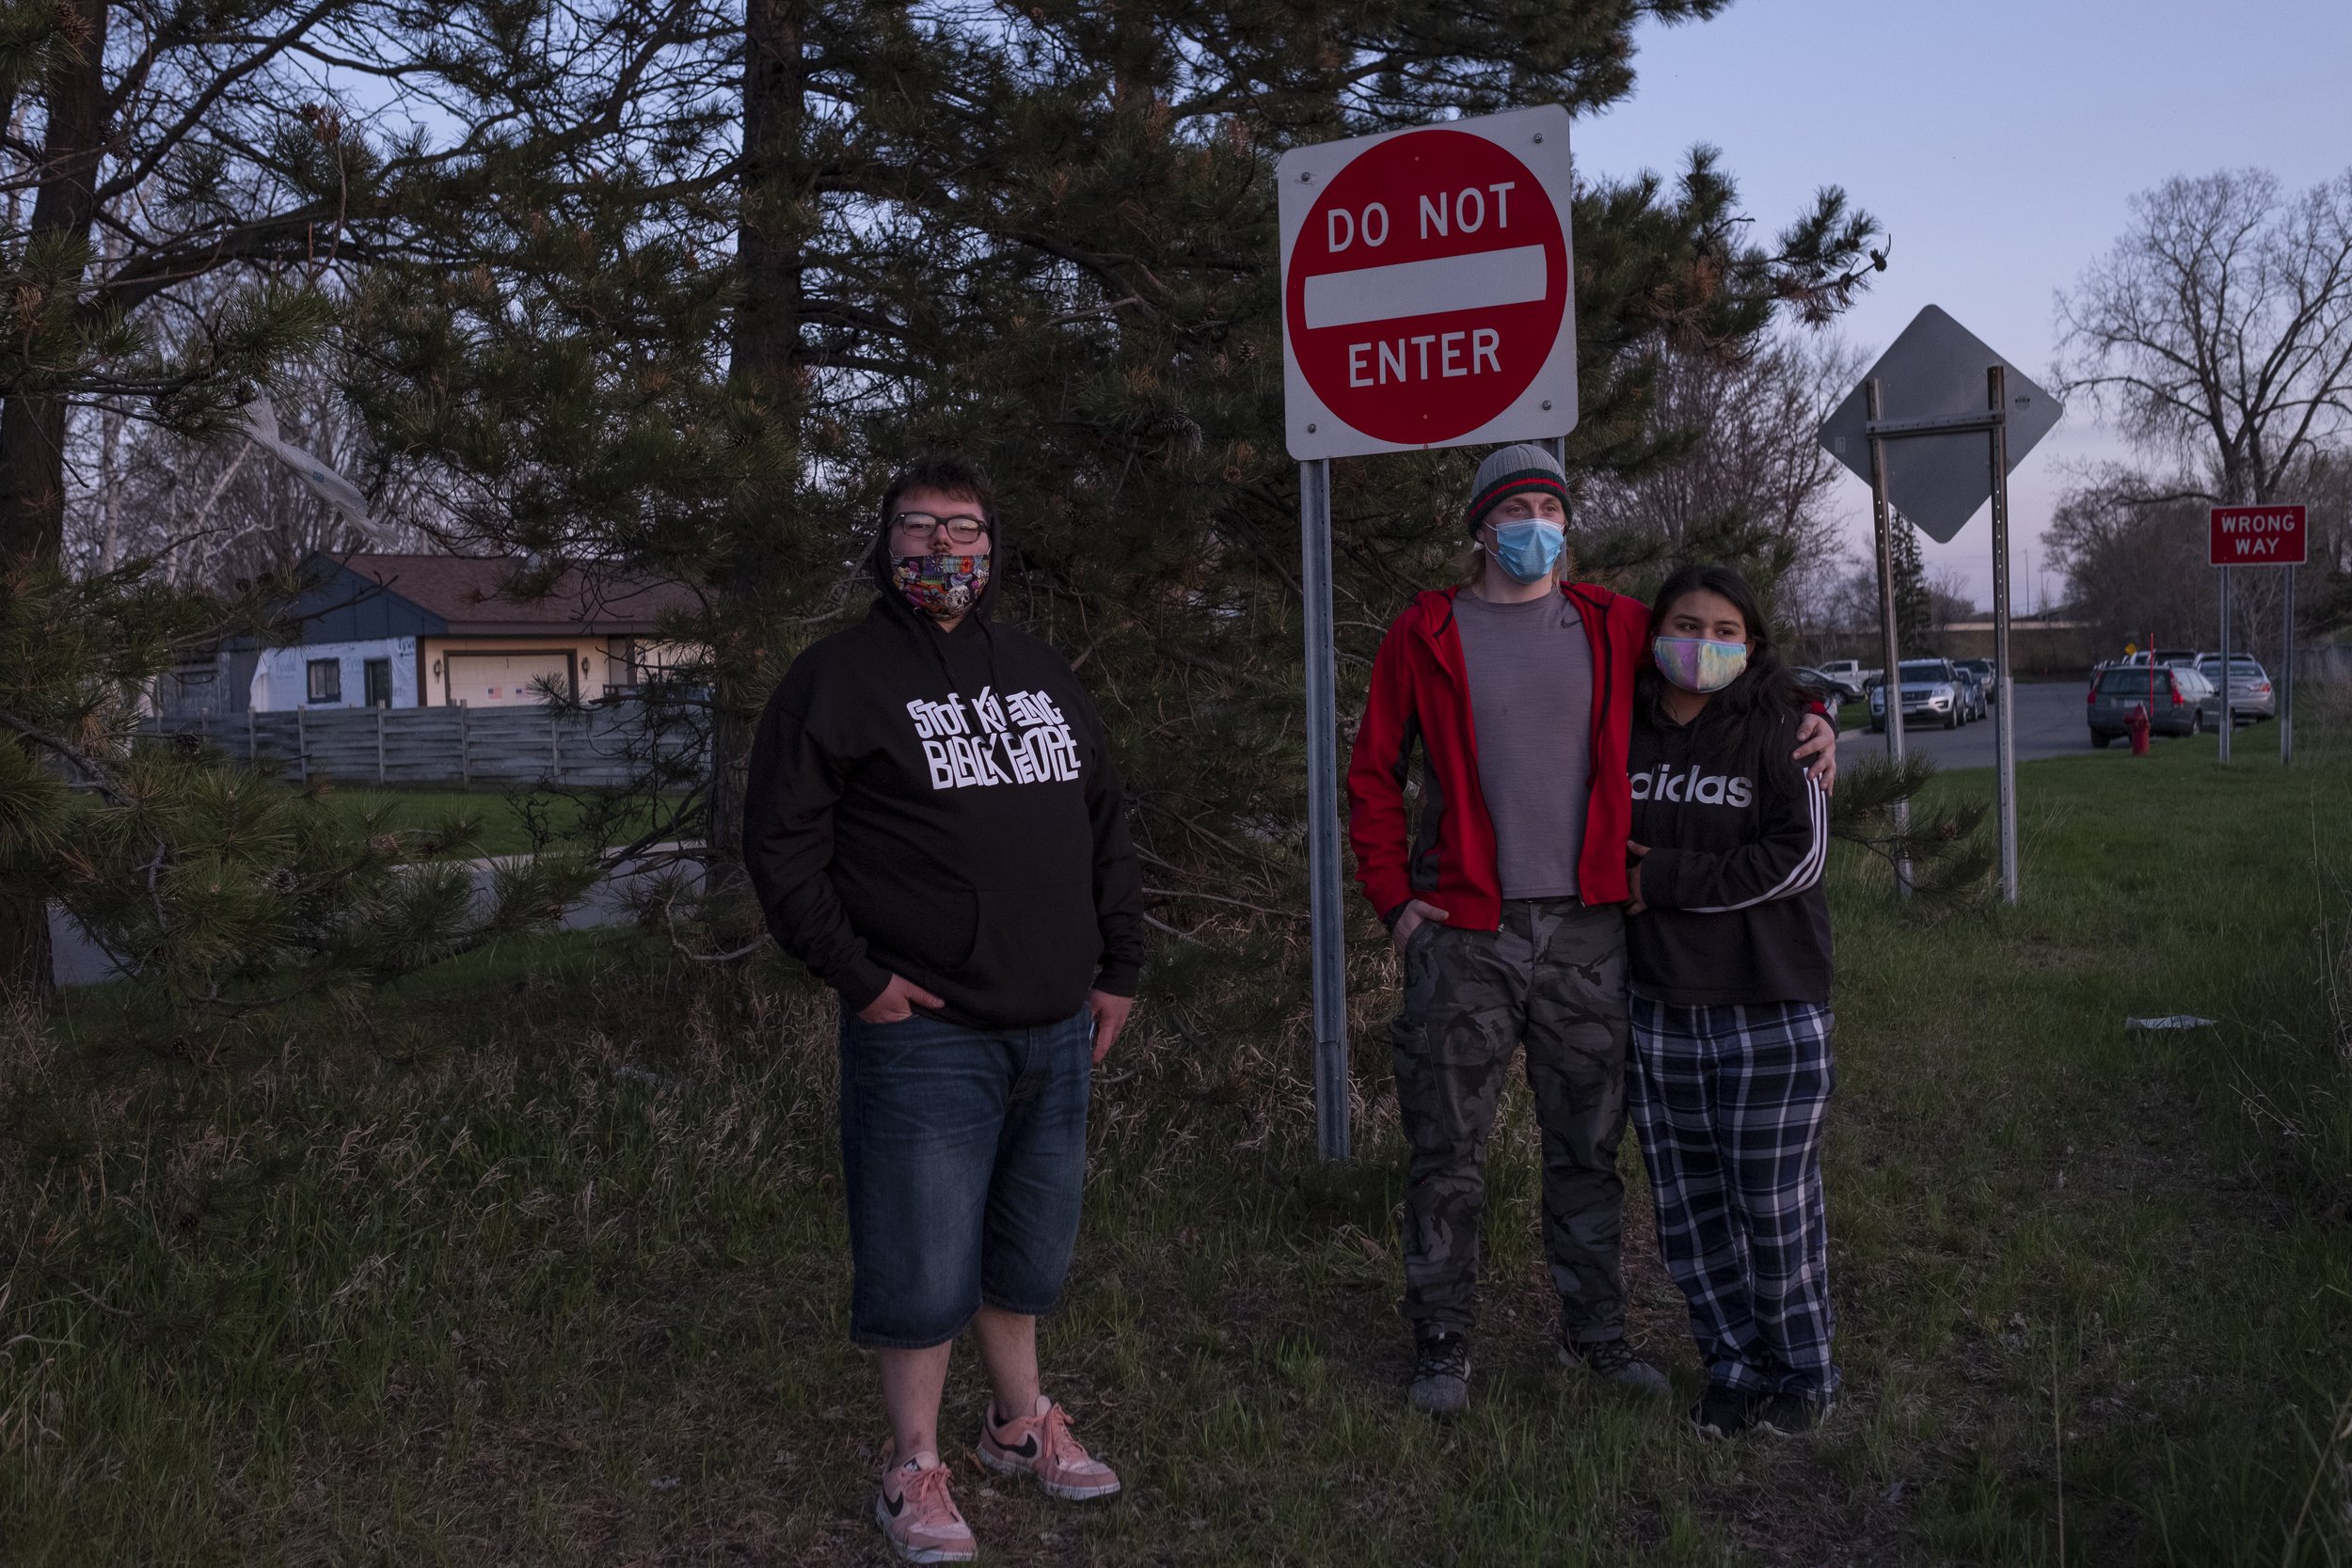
xmin=894 ymin=553 xmax=989 ymax=617
xmin=1652 ymin=635 xmax=1750 ymax=693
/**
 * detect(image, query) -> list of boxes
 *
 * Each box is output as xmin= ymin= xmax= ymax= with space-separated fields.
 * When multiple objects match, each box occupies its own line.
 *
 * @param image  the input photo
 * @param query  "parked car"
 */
xmin=1796 ymin=665 xmax=1865 ymax=704
xmin=2191 ymin=653 xmax=2276 ymax=721
xmin=2120 ymin=647 xmax=2200 ymax=669
xmin=1868 ymin=658 xmax=1966 ymax=732
xmin=2172 ymin=665 xmax=2222 ymax=726
xmin=1951 ymin=665 xmax=1990 ymax=722
xmin=1955 ymin=657 xmax=1998 ymax=707
xmin=1818 ymin=657 xmax=1877 ymax=691
xmin=2088 ymin=664 xmax=2204 ymax=746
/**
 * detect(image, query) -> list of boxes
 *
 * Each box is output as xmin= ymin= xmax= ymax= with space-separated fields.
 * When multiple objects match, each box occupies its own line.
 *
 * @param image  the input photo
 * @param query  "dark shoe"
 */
xmin=1756 ymin=1390 xmax=1836 ymax=1434
xmin=1687 ymin=1386 xmax=1760 ymax=1439
xmin=1408 ymin=1332 xmax=1471 ymax=1418
xmin=1559 ymin=1336 xmax=1671 ymax=1397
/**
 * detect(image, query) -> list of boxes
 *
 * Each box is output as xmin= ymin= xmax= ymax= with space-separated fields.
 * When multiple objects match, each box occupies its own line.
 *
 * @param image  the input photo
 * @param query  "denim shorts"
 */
xmin=836 ymin=1003 xmax=1094 ymax=1349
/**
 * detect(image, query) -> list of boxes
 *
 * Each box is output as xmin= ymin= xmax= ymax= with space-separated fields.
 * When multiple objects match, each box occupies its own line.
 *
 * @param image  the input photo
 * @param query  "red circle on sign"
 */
xmin=1285 ymin=128 xmax=1567 ymax=447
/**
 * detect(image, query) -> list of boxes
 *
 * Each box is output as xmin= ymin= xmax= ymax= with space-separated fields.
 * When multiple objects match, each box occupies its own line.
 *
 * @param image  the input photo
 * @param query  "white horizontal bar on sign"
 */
xmin=1302 ymin=245 xmax=1548 ymax=330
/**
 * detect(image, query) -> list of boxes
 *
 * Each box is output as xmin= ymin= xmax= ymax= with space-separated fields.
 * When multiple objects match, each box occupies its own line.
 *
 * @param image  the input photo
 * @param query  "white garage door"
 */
xmin=446 ymin=651 xmax=573 ymax=707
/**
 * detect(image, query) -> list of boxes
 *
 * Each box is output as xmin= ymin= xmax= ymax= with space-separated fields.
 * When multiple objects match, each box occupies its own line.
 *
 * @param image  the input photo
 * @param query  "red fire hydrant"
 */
xmin=2126 ymin=703 xmax=2152 ymax=756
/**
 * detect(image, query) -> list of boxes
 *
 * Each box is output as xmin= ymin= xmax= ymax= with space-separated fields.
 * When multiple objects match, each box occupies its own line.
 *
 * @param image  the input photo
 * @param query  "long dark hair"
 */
xmin=1635 ymin=563 xmax=1808 ymax=746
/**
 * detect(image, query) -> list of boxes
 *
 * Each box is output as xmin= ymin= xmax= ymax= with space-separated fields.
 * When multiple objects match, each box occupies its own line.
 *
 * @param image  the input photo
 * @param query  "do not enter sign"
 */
xmin=1279 ymin=105 xmax=1577 ymax=460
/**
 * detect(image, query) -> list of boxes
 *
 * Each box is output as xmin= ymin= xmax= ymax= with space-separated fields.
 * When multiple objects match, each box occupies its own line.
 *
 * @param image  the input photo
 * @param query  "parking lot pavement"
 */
xmin=1836 ymin=680 xmax=2104 ymax=770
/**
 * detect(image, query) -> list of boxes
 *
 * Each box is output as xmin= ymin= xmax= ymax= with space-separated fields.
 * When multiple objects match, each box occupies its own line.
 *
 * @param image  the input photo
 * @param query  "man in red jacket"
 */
xmin=1346 ymin=443 xmax=1837 ymax=1417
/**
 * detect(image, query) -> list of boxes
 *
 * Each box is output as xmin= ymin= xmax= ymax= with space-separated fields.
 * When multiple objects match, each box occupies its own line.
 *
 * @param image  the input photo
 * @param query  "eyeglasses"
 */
xmin=894 ymin=510 xmax=987 ymax=546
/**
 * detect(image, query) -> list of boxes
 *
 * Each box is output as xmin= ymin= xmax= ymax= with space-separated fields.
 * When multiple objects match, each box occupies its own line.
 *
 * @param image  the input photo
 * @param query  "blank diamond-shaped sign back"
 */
xmin=1817 ymin=305 xmax=2064 ymax=544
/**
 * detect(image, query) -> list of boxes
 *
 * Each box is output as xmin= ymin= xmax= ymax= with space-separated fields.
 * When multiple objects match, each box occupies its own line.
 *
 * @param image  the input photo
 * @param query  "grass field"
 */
xmin=3 ymin=709 xmax=2350 ymax=1564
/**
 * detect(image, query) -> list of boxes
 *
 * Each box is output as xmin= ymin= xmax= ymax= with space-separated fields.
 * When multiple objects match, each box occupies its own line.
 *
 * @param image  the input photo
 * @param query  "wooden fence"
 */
xmin=143 ymin=702 xmax=704 ymax=789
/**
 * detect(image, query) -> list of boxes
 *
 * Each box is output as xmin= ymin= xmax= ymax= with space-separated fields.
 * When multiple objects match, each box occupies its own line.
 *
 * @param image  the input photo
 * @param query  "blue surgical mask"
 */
xmin=1486 ymin=519 xmax=1565 ymax=584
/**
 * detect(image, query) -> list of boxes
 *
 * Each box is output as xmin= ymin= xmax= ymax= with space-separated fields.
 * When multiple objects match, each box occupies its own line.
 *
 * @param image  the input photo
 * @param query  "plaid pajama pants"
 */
xmin=1627 ymin=991 xmax=1839 ymax=1398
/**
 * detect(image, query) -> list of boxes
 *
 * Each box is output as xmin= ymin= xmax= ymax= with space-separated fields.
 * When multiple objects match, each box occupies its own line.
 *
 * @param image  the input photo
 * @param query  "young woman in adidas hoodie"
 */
xmin=1623 ymin=562 xmax=1838 ymax=1442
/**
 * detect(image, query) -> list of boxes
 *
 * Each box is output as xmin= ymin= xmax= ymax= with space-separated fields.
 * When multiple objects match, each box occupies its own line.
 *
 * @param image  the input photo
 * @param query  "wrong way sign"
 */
xmin=2210 ymin=505 xmax=2307 ymax=565
xmin=1278 ymin=105 xmax=1577 ymax=460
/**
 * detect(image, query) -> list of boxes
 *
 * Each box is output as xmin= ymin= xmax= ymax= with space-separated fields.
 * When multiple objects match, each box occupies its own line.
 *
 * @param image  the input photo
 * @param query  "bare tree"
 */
xmin=62 ymin=350 xmax=435 ymax=590
xmin=0 ymin=0 xmax=733 ymax=1004
xmin=1579 ymin=328 xmax=1862 ymax=591
xmin=2055 ymin=168 xmax=2352 ymax=507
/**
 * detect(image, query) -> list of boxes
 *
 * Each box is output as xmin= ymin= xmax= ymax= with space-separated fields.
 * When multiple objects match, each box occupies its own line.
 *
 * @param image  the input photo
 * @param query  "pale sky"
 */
xmin=1570 ymin=0 xmax=2352 ymax=610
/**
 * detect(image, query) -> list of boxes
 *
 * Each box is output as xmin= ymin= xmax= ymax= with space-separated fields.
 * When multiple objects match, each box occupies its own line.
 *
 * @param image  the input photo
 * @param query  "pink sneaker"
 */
xmin=875 ymin=1451 xmax=977 ymax=1563
xmin=977 ymin=1396 xmax=1122 ymax=1501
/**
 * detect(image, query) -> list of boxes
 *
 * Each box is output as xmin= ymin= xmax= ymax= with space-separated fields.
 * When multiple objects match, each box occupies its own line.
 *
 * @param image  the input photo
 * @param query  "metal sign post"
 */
xmin=1985 ymin=366 xmax=2020 ymax=904
xmin=1299 ymin=458 xmax=1350 ymax=1160
xmin=2282 ymin=564 xmax=2296 ymax=766
xmin=1858 ymin=382 xmax=2025 ymax=901
xmin=2218 ymin=566 xmax=2233 ymax=763
xmin=2208 ymin=504 xmax=2307 ymax=767
xmin=1279 ymin=105 xmax=1581 ymax=1162
xmin=1820 ymin=306 xmax=2064 ymax=909
xmin=1863 ymin=378 xmax=1913 ymax=898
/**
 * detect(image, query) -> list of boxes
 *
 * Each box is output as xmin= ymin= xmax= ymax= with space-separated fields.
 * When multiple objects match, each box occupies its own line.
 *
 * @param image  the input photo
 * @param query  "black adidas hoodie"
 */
xmin=741 ymin=513 xmax=1145 ymax=1030
xmin=1627 ymin=702 xmax=1833 ymax=1006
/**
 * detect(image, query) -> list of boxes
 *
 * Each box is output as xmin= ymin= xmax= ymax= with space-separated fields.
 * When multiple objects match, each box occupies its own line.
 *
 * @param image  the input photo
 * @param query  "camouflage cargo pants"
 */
xmin=1390 ymin=898 xmax=1632 ymax=1342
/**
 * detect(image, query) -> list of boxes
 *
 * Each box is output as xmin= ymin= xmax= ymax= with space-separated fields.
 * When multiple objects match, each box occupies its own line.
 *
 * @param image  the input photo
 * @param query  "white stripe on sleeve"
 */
xmin=1683 ymin=775 xmax=1828 ymax=914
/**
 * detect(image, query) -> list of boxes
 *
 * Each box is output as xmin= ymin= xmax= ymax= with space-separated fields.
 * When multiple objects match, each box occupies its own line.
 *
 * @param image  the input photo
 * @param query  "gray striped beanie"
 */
xmin=1463 ymin=442 xmax=1570 ymax=532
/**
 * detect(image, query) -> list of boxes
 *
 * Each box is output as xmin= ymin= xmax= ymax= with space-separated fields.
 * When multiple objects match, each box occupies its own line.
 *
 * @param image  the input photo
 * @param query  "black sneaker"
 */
xmin=1558 ymin=1335 xmax=1671 ymax=1397
xmin=1688 ymin=1386 xmax=1760 ymax=1439
xmin=1408 ymin=1332 xmax=1471 ymax=1418
xmin=1756 ymin=1390 xmax=1835 ymax=1434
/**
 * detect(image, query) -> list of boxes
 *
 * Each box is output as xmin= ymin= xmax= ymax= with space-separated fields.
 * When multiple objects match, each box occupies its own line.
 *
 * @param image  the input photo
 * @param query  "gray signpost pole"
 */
xmin=1863 ymin=378 xmax=1914 ymax=898
xmin=1300 ymin=457 xmax=1350 ymax=1162
xmin=1822 ymin=308 xmax=2060 ymax=905
xmin=2218 ymin=565 xmax=2233 ymax=763
xmin=2281 ymin=564 xmax=2296 ymax=766
xmin=1986 ymin=367 xmax=2019 ymax=904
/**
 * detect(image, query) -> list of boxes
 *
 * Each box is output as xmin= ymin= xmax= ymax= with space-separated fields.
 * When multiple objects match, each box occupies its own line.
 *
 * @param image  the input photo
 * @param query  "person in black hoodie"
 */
xmin=1622 ymin=563 xmax=1838 ymax=1443
xmin=743 ymin=455 xmax=1142 ymax=1563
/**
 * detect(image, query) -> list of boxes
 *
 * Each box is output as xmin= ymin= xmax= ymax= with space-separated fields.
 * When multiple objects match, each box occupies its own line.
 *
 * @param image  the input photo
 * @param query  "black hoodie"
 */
xmin=741 ymin=512 xmax=1145 ymax=1030
xmin=1626 ymin=702 xmax=1833 ymax=1006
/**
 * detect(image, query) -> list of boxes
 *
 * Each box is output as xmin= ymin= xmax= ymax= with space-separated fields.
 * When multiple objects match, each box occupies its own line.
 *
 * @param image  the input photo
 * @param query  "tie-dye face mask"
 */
xmin=1651 ymin=635 xmax=1750 ymax=693
xmin=893 ymin=553 xmax=989 ymax=617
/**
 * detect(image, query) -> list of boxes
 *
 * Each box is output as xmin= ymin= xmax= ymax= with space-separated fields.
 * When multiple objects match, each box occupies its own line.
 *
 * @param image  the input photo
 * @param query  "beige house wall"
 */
xmin=416 ymin=636 xmax=707 ymax=705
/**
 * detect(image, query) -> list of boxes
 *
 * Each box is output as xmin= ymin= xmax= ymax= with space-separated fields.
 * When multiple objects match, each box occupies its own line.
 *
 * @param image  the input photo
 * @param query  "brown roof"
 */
xmin=335 ymin=553 xmax=701 ymax=637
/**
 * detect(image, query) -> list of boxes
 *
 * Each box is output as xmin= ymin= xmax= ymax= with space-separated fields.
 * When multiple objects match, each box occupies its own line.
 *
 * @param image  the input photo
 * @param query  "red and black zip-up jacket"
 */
xmin=1346 ymin=581 xmax=1652 ymax=930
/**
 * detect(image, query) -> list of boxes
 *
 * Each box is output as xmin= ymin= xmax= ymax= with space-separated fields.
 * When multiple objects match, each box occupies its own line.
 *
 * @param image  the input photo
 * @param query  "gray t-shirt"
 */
xmin=1451 ymin=591 xmax=1595 ymax=900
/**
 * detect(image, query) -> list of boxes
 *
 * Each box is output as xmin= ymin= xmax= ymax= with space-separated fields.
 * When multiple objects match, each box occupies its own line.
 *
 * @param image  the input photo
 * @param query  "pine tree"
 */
xmin=1888 ymin=511 xmax=1932 ymax=650
xmin=0 ymin=565 xmax=603 ymax=1015
xmin=0 ymin=1 xmax=675 ymax=1004
xmin=342 ymin=0 xmax=1884 ymax=942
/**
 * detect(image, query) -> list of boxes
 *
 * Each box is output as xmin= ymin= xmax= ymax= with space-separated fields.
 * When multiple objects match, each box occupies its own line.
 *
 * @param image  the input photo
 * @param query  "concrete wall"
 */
xmin=1808 ymin=621 xmax=2101 ymax=676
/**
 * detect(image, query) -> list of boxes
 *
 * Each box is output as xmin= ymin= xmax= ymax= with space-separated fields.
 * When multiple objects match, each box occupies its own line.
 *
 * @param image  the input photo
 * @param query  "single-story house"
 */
xmin=160 ymin=553 xmax=703 ymax=717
